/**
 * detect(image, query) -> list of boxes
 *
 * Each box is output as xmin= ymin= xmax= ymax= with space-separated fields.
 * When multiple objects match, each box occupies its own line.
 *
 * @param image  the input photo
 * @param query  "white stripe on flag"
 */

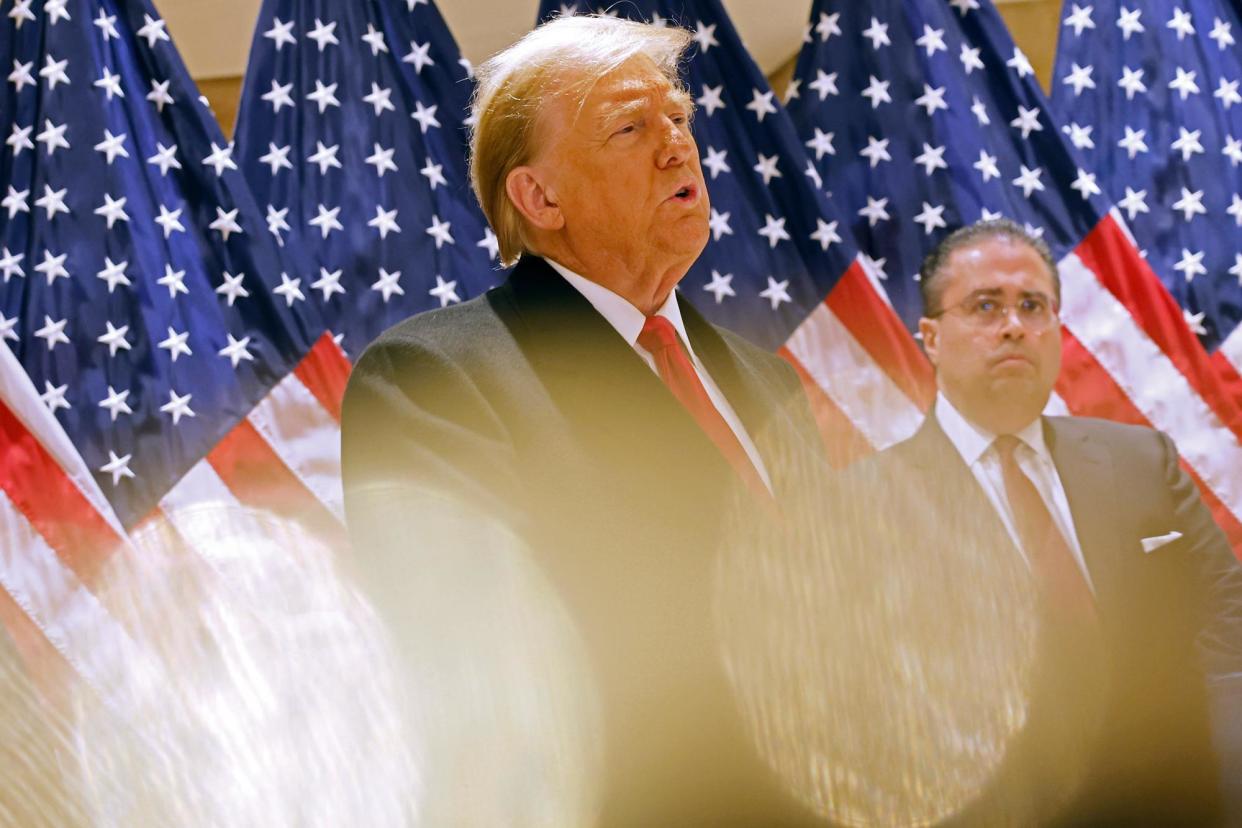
xmin=0 ymin=492 xmax=159 ymax=711
xmin=159 ymin=460 xmax=261 ymax=566
xmin=1059 ymin=251 xmax=1242 ymax=515
xmin=785 ymin=303 xmax=925 ymax=451
xmin=1044 ymin=392 xmax=1071 ymax=417
xmin=246 ymin=373 xmax=345 ymax=523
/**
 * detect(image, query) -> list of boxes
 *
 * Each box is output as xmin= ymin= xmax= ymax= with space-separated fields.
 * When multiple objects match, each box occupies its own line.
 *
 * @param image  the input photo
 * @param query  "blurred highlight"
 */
xmin=1 ymin=504 xmax=417 ymax=827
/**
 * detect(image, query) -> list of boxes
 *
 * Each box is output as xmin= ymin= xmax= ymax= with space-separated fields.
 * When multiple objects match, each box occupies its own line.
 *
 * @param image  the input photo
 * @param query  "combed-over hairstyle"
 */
xmin=469 ymin=15 xmax=693 ymax=267
xmin=917 ymin=218 xmax=1060 ymax=316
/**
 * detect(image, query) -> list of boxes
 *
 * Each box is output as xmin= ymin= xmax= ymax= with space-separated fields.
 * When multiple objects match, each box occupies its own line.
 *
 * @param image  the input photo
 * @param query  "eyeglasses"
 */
xmin=928 ymin=293 xmax=1059 ymax=331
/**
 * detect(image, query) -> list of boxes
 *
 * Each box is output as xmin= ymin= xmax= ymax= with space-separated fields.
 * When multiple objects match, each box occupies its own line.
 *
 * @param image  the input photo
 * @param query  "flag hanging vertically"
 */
xmin=786 ymin=0 xmax=1242 ymax=545
xmin=234 ymin=0 xmax=502 ymax=361
xmin=536 ymin=0 xmax=935 ymax=467
xmin=1050 ymin=1 xmax=1242 ymax=401
xmin=0 ymin=0 xmax=366 ymax=691
xmin=0 ymin=0 xmax=336 ymax=529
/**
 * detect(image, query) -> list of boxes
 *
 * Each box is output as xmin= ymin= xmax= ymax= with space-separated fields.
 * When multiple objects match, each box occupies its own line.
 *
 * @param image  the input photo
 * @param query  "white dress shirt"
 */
xmin=548 ymin=259 xmax=772 ymax=492
xmin=934 ymin=392 xmax=1094 ymax=590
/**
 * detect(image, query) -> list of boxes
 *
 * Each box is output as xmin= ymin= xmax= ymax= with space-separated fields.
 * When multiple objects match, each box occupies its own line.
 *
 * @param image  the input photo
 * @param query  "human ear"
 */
xmin=505 ymin=166 xmax=564 ymax=231
xmin=918 ymin=317 xmax=939 ymax=366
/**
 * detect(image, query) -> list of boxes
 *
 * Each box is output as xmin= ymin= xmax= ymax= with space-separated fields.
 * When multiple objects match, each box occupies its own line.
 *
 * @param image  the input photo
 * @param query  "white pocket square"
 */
xmin=1141 ymin=531 xmax=1183 ymax=553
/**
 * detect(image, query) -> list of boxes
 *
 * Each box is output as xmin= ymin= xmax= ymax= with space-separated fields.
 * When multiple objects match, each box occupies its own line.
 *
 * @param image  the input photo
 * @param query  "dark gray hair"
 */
xmin=918 ymin=219 xmax=1059 ymax=316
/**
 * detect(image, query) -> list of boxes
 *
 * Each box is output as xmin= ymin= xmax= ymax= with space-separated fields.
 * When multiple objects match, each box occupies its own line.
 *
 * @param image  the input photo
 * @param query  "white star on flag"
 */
xmin=703 ymin=270 xmax=735 ymax=303
xmin=913 ymin=202 xmax=948 ymax=235
xmin=218 ymin=335 xmax=255 ymax=368
xmin=137 ymin=14 xmax=170 ymax=47
xmin=154 ymin=204 xmax=185 ymax=238
xmin=215 ymin=272 xmax=249 ymax=306
xmin=311 ymin=267 xmax=346 ymax=301
xmin=259 ymin=142 xmax=293 ymax=175
xmin=264 ymin=17 xmax=296 ymax=50
xmin=160 ymin=390 xmax=196 ymax=425
xmin=157 ymin=264 xmax=188 ymax=297
xmin=425 ymin=215 xmax=454 ymax=248
xmin=695 ymin=84 xmax=725 ymax=117
xmin=745 ymin=89 xmax=777 ymax=122
xmin=701 ymin=146 xmax=730 ymax=178
xmin=757 ymin=214 xmax=790 ymax=248
xmin=429 ymin=275 xmax=461 ymax=307
xmin=158 ymin=327 xmax=193 ymax=361
xmin=372 ymin=269 xmax=405 ymax=302
xmin=307 ymin=18 xmax=339 ymax=50
xmin=759 ymin=277 xmax=792 ymax=310
xmin=752 ymin=153 xmax=781 ymax=185
xmin=403 ymin=41 xmax=435 ymax=73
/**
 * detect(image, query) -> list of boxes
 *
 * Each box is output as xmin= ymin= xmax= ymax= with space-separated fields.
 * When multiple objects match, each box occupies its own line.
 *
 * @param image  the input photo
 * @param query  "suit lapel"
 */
xmin=498 ymin=258 xmax=735 ymax=488
xmin=1044 ymin=417 xmax=1124 ymax=606
xmin=677 ymin=293 xmax=801 ymax=497
xmin=900 ymin=417 xmax=1019 ymax=552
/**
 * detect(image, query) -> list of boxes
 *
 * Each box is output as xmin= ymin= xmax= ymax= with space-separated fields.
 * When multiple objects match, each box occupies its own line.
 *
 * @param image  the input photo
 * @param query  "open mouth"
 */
xmin=670 ymin=184 xmax=697 ymax=203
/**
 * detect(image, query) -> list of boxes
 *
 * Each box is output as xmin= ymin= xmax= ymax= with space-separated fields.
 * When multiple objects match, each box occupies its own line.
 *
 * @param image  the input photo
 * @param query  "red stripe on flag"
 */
xmin=1210 ymin=351 xmax=1242 ymax=419
xmin=779 ymin=347 xmax=876 ymax=469
xmin=825 ymin=261 xmax=935 ymax=411
xmin=0 ymin=401 xmax=120 ymax=586
xmin=1073 ymin=215 xmax=1242 ymax=437
xmin=1057 ymin=331 xmax=1242 ymax=552
xmin=206 ymin=419 xmax=347 ymax=547
xmin=292 ymin=332 xmax=352 ymax=422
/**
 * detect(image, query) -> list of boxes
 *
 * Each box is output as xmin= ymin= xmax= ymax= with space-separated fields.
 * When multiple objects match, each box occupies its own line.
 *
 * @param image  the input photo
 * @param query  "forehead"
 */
xmin=942 ymin=236 xmax=1055 ymax=296
xmin=587 ymin=56 xmax=675 ymax=106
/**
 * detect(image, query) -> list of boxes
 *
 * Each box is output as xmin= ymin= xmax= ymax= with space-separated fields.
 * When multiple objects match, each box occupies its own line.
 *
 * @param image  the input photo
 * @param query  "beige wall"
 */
xmin=197 ymin=0 xmax=1063 ymax=140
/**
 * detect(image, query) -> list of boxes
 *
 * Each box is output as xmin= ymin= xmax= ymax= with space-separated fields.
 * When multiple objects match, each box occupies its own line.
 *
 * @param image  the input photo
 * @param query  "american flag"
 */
xmin=537 ymin=0 xmax=936 ymax=469
xmin=785 ymin=0 xmax=1242 ymax=548
xmin=233 ymin=0 xmax=502 ymax=362
xmin=0 ymin=0 xmax=402 ymax=697
xmin=1050 ymin=2 xmax=1242 ymax=427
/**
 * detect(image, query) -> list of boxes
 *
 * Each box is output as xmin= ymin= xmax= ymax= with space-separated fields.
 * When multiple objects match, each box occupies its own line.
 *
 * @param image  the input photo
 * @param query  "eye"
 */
xmin=972 ymin=297 xmax=999 ymax=315
xmin=612 ymin=122 xmax=637 ymax=137
xmin=1019 ymin=297 xmax=1047 ymax=314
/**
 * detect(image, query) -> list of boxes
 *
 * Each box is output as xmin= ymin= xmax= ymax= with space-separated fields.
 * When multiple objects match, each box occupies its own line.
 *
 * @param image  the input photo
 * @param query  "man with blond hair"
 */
xmin=342 ymin=14 xmax=824 ymax=827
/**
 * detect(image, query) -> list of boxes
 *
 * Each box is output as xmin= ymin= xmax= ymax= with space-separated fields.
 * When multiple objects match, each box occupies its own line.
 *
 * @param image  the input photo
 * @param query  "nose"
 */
xmin=657 ymin=117 xmax=692 ymax=169
xmin=997 ymin=306 xmax=1026 ymax=339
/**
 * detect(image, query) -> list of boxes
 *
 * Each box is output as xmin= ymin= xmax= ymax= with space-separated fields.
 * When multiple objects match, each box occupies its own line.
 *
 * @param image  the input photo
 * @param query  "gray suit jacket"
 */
xmin=873 ymin=414 xmax=1242 ymax=825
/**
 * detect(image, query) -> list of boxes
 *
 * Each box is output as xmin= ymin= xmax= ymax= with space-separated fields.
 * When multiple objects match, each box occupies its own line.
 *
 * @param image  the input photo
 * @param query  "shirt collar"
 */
xmin=934 ymin=391 xmax=1047 ymax=465
xmin=546 ymin=258 xmax=694 ymax=356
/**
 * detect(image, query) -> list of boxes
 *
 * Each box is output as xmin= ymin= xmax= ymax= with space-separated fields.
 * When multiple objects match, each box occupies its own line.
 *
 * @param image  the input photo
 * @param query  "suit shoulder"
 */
xmin=1048 ymin=415 xmax=1167 ymax=449
xmin=354 ymin=286 xmax=517 ymax=372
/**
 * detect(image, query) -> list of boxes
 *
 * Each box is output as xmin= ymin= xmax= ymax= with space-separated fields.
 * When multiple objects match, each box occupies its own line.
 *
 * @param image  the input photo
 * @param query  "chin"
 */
xmin=658 ymin=221 xmax=710 ymax=262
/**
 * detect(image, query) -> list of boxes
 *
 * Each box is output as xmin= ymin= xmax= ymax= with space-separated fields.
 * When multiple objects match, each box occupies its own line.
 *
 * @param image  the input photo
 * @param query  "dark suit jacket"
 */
xmin=341 ymin=255 xmax=827 ymax=826
xmin=871 ymin=414 xmax=1242 ymax=826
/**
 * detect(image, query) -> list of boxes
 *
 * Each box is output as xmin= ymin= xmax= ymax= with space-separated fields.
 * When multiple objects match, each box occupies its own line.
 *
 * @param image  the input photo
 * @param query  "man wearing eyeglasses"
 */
xmin=871 ymin=218 xmax=1242 ymax=825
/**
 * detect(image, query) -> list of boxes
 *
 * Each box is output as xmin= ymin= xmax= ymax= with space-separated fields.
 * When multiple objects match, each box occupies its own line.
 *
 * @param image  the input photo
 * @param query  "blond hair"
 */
xmin=469 ymin=15 xmax=693 ymax=266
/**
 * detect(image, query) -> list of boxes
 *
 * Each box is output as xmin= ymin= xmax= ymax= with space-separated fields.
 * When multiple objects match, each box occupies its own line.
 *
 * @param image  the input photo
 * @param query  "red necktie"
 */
xmin=637 ymin=316 xmax=770 ymax=501
xmin=993 ymin=435 xmax=1095 ymax=615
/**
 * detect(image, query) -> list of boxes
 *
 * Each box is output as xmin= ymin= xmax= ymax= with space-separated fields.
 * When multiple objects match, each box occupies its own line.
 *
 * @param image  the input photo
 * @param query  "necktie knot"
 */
xmin=992 ymin=433 xmax=1022 ymax=464
xmin=638 ymin=315 xmax=680 ymax=354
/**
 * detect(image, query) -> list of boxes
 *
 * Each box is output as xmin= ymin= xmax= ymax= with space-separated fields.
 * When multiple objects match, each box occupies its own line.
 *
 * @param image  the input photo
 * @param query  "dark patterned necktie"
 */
xmin=993 ymin=434 xmax=1095 ymax=615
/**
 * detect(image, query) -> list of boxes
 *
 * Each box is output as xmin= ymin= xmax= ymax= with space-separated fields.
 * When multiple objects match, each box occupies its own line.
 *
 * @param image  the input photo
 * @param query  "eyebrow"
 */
xmin=596 ymin=87 xmax=694 ymax=131
xmin=960 ymin=287 xmax=1054 ymax=303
